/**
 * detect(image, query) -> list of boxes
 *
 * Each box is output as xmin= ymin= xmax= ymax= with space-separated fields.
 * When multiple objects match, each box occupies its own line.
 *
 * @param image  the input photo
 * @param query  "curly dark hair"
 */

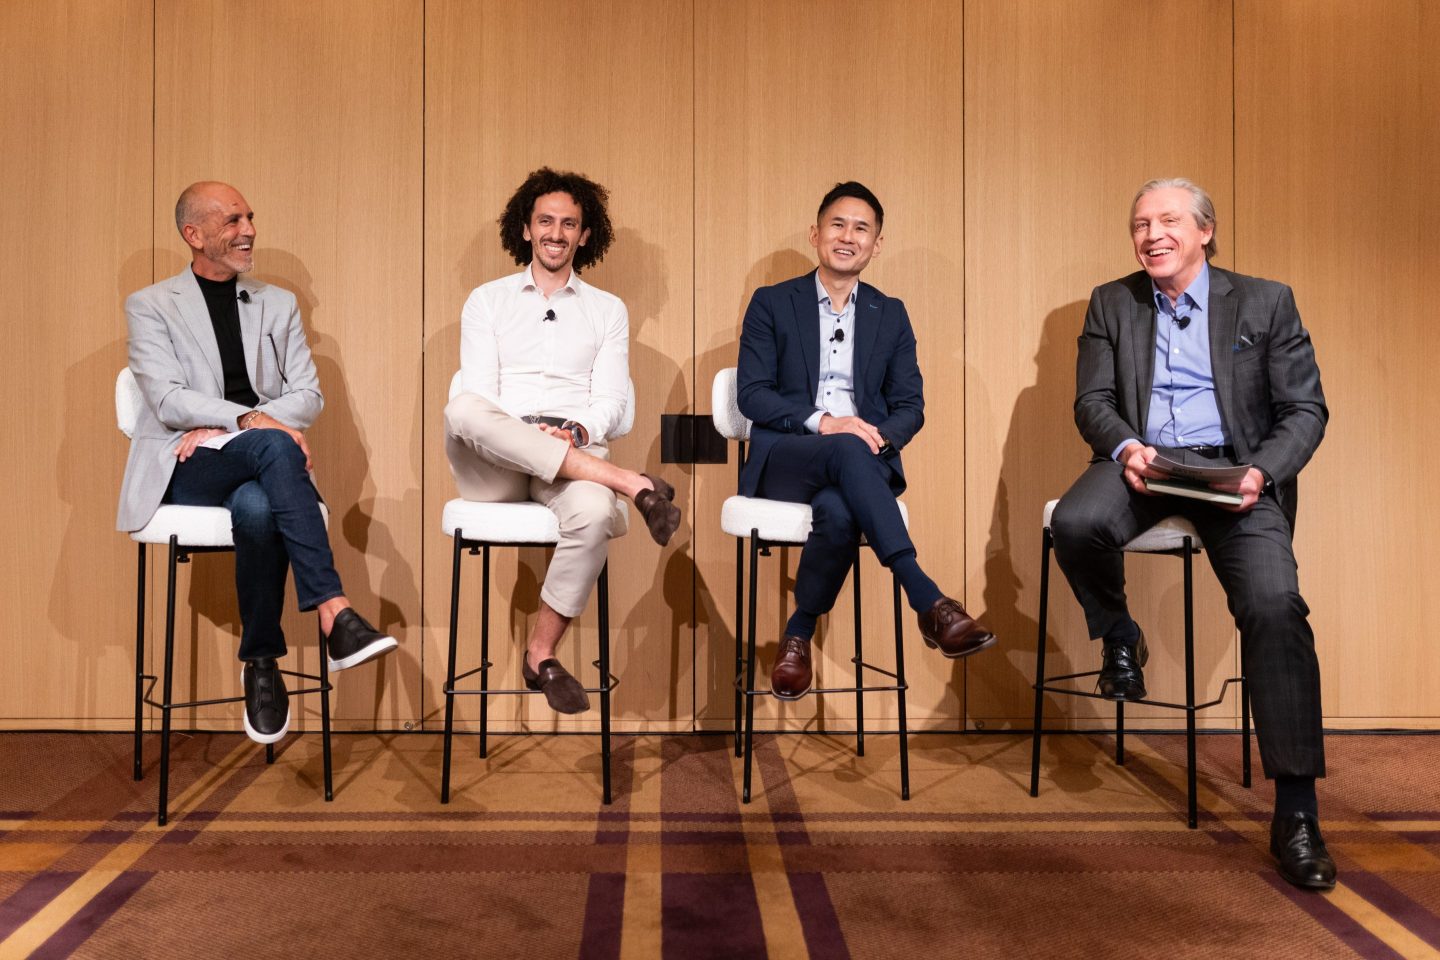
xmin=497 ymin=167 xmax=614 ymax=272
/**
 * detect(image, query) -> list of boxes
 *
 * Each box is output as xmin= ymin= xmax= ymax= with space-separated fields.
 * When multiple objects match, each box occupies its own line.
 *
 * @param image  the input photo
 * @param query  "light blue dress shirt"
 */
xmin=1112 ymin=263 xmax=1229 ymax=459
xmin=804 ymin=274 xmax=859 ymax=433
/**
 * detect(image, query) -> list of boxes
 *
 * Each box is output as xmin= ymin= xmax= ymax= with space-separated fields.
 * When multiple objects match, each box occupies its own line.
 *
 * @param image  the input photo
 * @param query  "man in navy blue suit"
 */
xmin=736 ymin=182 xmax=995 ymax=698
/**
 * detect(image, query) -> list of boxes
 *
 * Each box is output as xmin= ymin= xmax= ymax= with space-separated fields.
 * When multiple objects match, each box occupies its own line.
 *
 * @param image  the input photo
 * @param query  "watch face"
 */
xmin=570 ymin=425 xmax=584 ymax=446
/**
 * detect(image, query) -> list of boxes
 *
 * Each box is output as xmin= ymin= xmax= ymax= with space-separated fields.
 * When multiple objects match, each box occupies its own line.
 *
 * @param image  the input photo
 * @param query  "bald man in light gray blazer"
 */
xmin=119 ymin=181 xmax=396 ymax=744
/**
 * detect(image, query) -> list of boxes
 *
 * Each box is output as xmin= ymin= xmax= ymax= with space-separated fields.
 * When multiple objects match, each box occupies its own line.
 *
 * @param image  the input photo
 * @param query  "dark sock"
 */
xmin=1274 ymin=776 xmax=1318 ymax=818
xmin=891 ymin=553 xmax=943 ymax=612
xmin=784 ymin=608 xmax=818 ymax=640
xmin=1102 ymin=618 xmax=1140 ymax=647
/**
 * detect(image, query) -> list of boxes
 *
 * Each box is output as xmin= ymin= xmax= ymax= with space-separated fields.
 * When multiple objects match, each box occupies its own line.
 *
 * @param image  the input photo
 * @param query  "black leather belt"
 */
xmin=1186 ymin=444 xmax=1235 ymax=459
xmin=521 ymin=415 xmax=568 ymax=428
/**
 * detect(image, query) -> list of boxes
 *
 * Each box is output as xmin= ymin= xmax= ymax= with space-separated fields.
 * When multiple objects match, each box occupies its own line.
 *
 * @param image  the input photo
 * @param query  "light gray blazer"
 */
xmin=117 ymin=267 xmax=323 ymax=531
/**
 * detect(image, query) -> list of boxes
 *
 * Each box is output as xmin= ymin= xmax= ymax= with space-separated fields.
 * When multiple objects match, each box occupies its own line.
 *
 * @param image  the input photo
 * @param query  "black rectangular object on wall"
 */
xmin=660 ymin=414 xmax=728 ymax=465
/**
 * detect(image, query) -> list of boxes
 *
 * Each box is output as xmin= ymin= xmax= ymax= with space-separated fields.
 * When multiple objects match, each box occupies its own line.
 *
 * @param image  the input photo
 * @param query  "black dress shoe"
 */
xmin=770 ymin=635 xmax=813 ymax=699
xmin=242 ymin=658 xmax=290 ymax=745
xmin=1271 ymin=812 xmax=1337 ymax=890
xmin=1097 ymin=629 xmax=1148 ymax=701
xmin=522 ymin=657 xmax=591 ymax=714
xmin=633 ymin=474 xmax=681 ymax=546
xmin=325 ymin=608 xmax=398 ymax=672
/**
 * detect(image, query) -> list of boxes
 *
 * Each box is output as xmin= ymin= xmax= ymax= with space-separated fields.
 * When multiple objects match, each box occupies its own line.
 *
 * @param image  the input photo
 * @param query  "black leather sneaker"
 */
xmin=242 ymin=658 xmax=290 ymax=744
xmin=325 ymin=608 xmax=398 ymax=672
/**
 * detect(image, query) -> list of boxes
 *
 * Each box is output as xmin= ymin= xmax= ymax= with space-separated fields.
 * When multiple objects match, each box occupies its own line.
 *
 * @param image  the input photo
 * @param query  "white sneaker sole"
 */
xmin=327 ymin=635 xmax=398 ymax=673
xmin=241 ymin=668 xmax=290 ymax=745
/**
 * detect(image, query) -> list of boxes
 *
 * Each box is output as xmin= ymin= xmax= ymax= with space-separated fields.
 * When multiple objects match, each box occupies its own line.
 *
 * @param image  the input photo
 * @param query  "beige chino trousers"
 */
xmin=444 ymin=392 xmax=627 ymax=618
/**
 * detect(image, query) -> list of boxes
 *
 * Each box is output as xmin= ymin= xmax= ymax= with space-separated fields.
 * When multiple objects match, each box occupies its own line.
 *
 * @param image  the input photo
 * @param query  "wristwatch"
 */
xmin=561 ymin=420 xmax=586 ymax=447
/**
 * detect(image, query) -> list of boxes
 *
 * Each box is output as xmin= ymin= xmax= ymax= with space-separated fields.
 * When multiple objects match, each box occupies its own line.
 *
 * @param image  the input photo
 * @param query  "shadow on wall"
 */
xmin=47 ymin=247 xmax=153 ymax=720
xmin=970 ymin=300 xmax=1094 ymax=729
xmin=253 ymin=248 xmax=420 ymax=726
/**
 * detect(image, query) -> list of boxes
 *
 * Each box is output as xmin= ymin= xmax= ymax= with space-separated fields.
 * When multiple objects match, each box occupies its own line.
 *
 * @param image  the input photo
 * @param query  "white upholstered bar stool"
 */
xmin=711 ymin=367 xmax=910 ymax=803
xmin=1029 ymin=498 xmax=1251 ymax=828
xmin=439 ymin=373 xmax=635 ymax=805
xmin=117 ymin=369 xmax=332 ymax=826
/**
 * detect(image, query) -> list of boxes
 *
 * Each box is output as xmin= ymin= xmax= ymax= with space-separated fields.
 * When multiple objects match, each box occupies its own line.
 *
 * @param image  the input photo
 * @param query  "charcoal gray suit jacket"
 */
xmin=1074 ymin=266 xmax=1328 ymax=525
xmin=117 ymin=267 xmax=323 ymax=532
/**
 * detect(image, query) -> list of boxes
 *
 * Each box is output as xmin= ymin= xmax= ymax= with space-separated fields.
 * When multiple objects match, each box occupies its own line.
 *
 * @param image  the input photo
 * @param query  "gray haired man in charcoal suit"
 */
xmin=1049 ymin=178 xmax=1333 ymax=890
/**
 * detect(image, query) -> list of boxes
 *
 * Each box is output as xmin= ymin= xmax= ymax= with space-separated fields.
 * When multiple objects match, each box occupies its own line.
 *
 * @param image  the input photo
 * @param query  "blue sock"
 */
xmin=1103 ymin=618 xmax=1140 ymax=647
xmin=785 ymin=608 xmax=818 ymax=640
xmin=890 ymin=553 xmax=943 ymax=612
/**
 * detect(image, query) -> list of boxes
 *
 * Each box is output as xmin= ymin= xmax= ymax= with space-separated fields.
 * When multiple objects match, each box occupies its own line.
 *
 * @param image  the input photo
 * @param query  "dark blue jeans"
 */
xmin=165 ymin=429 xmax=344 ymax=661
xmin=756 ymin=433 xmax=913 ymax=616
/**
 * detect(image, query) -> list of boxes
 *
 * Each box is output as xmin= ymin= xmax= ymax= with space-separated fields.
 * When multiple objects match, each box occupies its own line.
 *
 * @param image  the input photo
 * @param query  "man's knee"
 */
xmin=444 ymin=392 xmax=503 ymax=440
xmin=810 ymin=490 xmax=859 ymax=544
xmin=228 ymin=484 xmax=277 ymax=540
xmin=558 ymin=484 xmax=617 ymax=544
xmin=1049 ymin=492 xmax=1102 ymax=549
xmin=248 ymin=427 xmax=306 ymax=469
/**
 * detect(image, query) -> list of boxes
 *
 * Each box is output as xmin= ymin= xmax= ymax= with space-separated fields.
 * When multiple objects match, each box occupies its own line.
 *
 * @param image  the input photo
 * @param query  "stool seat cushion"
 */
xmin=130 ymin=502 xmax=331 ymax=547
xmin=442 ymin=498 xmax=630 ymax=544
xmin=722 ymin=496 xmax=909 ymax=543
xmin=1042 ymin=498 xmax=1202 ymax=553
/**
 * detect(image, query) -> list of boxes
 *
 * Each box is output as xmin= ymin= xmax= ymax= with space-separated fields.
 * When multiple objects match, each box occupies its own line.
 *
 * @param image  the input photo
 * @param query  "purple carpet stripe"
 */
xmin=1261 ymin=873 xmax=1405 ymax=959
xmin=661 ymin=874 xmax=766 ymax=960
xmin=0 ymin=873 xmax=81 ymax=939
xmin=1367 ymin=812 xmax=1440 ymax=820
xmin=28 ymin=871 xmax=153 ymax=960
xmin=787 ymin=872 xmax=851 ymax=960
xmin=1395 ymin=831 xmax=1440 ymax=843
xmin=577 ymin=872 xmax=625 ymax=960
xmin=662 ymin=830 xmax=747 ymax=845
xmin=1343 ymin=871 xmax=1440 ymax=949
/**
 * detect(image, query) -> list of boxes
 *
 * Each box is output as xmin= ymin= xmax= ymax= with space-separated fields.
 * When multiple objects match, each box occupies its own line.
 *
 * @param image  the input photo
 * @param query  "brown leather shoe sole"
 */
xmin=923 ymin=630 xmax=998 ymax=659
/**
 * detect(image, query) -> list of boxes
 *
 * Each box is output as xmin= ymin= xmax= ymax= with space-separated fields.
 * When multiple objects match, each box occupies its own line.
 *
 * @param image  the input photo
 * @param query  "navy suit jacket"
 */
xmin=736 ymin=270 xmax=925 ymax=497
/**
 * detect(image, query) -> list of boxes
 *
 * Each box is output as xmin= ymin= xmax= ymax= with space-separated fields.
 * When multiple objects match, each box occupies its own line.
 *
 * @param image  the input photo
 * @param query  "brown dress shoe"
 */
xmin=770 ymin=635 xmax=813 ymax=700
xmin=918 ymin=597 xmax=996 ymax=658
xmin=522 ymin=656 xmax=591 ymax=714
xmin=633 ymin=473 xmax=681 ymax=546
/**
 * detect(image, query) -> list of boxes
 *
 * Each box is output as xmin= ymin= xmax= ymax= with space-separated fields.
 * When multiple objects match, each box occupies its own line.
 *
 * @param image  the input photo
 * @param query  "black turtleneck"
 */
xmin=193 ymin=271 xmax=260 ymax=408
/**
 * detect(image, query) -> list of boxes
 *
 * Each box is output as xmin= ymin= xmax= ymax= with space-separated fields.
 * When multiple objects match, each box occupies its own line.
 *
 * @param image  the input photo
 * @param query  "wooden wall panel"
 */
xmin=963 ymin=0 xmax=1238 ymax=728
xmin=1236 ymin=0 xmax=1440 ymax=724
xmin=695 ymin=0 xmax=966 ymax=730
xmin=0 ymin=0 xmax=153 ymax=726
xmin=423 ymin=0 xmax=695 ymax=733
xmin=151 ymin=0 xmax=423 ymax=729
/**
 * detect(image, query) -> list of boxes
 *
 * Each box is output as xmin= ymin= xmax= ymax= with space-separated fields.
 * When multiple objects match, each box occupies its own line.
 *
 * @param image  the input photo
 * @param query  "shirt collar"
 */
xmin=814 ymin=273 xmax=858 ymax=309
xmin=522 ymin=263 xmax=581 ymax=295
xmin=1152 ymin=262 xmax=1210 ymax=314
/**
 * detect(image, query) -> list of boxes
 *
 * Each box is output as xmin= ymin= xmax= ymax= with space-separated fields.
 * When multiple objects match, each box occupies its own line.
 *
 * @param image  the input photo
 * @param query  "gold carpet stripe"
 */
xmin=1324 ymin=884 xmax=1440 ymax=959
xmin=746 ymin=838 xmax=810 ymax=960
xmin=0 ymin=844 xmax=148 ymax=959
xmin=618 ymin=842 xmax=662 ymax=958
xmin=138 ymin=739 xmax=264 ymax=831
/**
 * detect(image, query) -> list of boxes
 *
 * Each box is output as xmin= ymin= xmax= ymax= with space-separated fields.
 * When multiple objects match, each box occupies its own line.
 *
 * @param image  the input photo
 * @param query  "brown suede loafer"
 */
xmin=522 ymin=656 xmax=591 ymax=714
xmin=770 ymin=635 xmax=813 ymax=700
xmin=633 ymin=473 xmax=681 ymax=546
xmin=918 ymin=597 xmax=996 ymax=658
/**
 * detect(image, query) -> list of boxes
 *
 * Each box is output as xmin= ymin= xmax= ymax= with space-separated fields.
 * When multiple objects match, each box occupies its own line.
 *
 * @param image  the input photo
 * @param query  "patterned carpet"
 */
xmin=1 ymin=730 xmax=1437 ymax=959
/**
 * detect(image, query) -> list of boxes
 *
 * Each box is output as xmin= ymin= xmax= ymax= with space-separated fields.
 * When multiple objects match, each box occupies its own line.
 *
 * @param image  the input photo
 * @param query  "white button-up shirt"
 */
xmin=459 ymin=265 xmax=629 ymax=445
xmin=804 ymin=273 xmax=858 ymax=432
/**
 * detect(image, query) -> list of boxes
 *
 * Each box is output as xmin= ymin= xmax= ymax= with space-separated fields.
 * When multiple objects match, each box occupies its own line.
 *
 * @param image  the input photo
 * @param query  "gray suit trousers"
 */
xmin=1050 ymin=452 xmax=1324 ymax=780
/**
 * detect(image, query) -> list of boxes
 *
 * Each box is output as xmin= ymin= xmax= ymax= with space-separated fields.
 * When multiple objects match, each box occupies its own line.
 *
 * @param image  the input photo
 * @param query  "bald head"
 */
xmin=174 ymin=181 xmax=257 ymax=280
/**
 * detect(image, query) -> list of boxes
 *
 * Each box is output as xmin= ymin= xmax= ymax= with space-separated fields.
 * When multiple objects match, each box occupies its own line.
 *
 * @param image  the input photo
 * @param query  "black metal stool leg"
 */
xmin=1241 ymin=675 xmax=1252 ymax=788
xmin=742 ymin=534 xmax=760 ymax=804
xmin=1184 ymin=537 xmax=1198 ymax=828
xmin=893 ymin=574 xmax=909 ymax=801
xmin=1030 ymin=528 xmax=1052 ymax=797
xmin=158 ymin=537 xmax=180 ymax=827
xmin=318 ymin=620 xmax=333 ymax=800
xmin=1115 ymin=701 xmax=1125 ymax=765
xmin=734 ymin=535 xmax=744 ymax=758
xmin=134 ymin=543 xmax=146 ymax=781
xmin=480 ymin=545 xmax=491 ymax=760
xmin=266 ymin=743 xmax=275 ymax=764
xmin=599 ymin=562 xmax=613 ymax=805
xmin=853 ymin=547 xmax=865 ymax=758
xmin=441 ymin=536 xmax=462 ymax=803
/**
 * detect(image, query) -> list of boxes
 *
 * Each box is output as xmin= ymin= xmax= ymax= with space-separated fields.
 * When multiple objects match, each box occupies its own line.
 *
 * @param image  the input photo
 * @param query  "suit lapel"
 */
xmin=170 ymin=268 xmax=226 ymax=391
xmin=790 ymin=273 xmax=821 ymax=401
xmin=852 ymin=284 xmax=881 ymax=407
xmin=1207 ymin=268 xmax=1238 ymax=432
xmin=1129 ymin=280 xmax=1157 ymax=435
xmin=237 ymin=276 xmax=263 ymax=391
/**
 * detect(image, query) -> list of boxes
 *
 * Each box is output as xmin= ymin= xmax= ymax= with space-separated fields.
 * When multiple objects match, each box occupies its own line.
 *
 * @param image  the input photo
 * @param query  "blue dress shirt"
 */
xmin=804 ymin=274 xmax=859 ymax=432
